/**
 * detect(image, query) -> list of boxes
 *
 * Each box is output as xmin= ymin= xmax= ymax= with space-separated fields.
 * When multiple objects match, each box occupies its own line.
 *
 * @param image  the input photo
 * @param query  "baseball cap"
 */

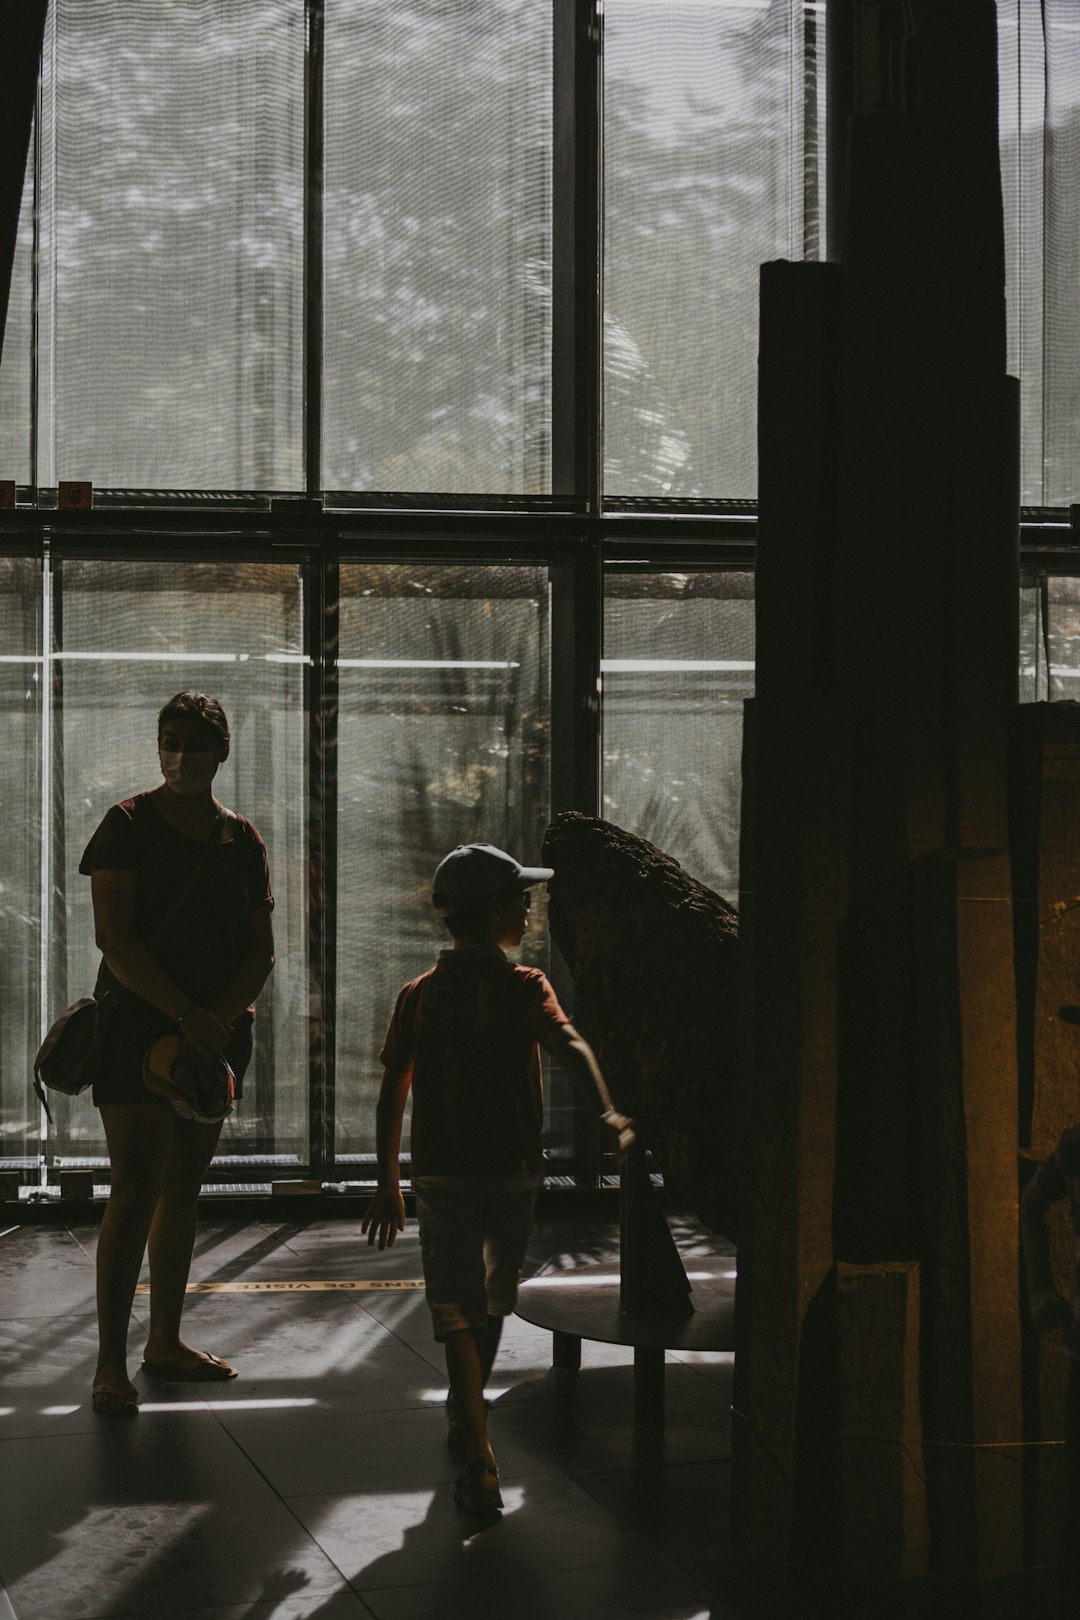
xmin=432 ymin=843 xmax=554 ymax=916
xmin=143 ymin=1035 xmax=235 ymax=1124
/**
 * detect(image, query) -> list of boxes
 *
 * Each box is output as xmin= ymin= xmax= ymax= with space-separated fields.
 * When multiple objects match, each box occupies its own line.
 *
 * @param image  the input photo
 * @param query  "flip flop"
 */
xmin=92 ymin=1381 xmax=140 ymax=1416
xmin=141 ymin=1352 xmax=237 ymax=1382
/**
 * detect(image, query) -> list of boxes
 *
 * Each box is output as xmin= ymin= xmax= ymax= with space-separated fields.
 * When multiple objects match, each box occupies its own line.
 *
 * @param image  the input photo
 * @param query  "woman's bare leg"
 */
xmin=95 ymin=1103 xmax=173 ymax=1405
xmin=142 ymin=1114 xmax=225 ymax=1369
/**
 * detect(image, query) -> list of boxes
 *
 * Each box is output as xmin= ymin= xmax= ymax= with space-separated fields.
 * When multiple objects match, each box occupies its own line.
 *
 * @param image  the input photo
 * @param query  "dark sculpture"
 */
xmin=542 ymin=811 xmax=738 ymax=1237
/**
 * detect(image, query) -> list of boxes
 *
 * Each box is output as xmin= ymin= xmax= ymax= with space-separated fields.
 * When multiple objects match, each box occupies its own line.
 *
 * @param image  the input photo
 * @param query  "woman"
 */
xmin=81 ymin=691 xmax=275 ymax=1414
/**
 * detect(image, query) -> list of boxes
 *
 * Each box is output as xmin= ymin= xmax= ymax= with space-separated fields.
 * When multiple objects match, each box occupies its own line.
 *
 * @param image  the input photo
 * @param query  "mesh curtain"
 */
xmin=999 ymin=0 xmax=1080 ymax=508
xmin=335 ymin=564 xmax=551 ymax=1157
xmin=35 ymin=0 xmax=304 ymax=492
xmin=602 ymin=0 xmax=825 ymax=500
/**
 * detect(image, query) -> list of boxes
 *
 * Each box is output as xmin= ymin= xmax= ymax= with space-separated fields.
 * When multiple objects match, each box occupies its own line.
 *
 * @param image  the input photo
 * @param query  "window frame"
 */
xmin=3 ymin=2 xmax=1079 ymax=1192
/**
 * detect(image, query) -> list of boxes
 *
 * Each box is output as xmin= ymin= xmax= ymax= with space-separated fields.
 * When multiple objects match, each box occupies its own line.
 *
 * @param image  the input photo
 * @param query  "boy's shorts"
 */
xmin=414 ymin=1174 xmax=539 ymax=1341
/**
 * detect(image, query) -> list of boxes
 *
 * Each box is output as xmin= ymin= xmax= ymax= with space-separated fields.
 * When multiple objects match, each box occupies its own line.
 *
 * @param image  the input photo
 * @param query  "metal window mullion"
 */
xmin=549 ymin=536 xmax=602 ymax=1185
xmin=552 ymin=0 xmax=603 ymax=510
xmin=304 ymin=0 xmax=325 ymax=499
xmin=35 ymin=540 xmax=52 ymax=1186
xmin=305 ymin=543 xmax=338 ymax=1177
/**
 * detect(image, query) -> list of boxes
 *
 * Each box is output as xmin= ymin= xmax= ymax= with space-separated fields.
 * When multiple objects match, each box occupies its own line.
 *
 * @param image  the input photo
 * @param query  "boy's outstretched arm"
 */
xmin=542 ymin=1022 xmax=635 ymax=1155
xmin=1020 ymin=1173 xmax=1073 ymax=1333
xmin=362 ymin=1063 xmax=411 ymax=1249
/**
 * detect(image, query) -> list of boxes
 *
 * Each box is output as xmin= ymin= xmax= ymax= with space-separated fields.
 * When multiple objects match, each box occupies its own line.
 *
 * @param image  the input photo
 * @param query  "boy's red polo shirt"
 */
xmin=380 ymin=943 xmax=570 ymax=1177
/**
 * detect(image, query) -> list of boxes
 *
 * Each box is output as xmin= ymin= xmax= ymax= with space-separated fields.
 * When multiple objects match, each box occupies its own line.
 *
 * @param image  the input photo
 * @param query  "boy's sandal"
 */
xmin=454 ymin=1458 xmax=503 ymax=1515
xmin=92 ymin=1381 xmax=140 ymax=1416
xmin=141 ymin=1352 xmax=237 ymax=1382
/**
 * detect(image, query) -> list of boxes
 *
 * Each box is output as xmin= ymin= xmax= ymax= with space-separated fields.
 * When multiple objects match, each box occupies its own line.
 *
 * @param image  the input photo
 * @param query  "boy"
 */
xmin=362 ymin=842 xmax=633 ymax=1515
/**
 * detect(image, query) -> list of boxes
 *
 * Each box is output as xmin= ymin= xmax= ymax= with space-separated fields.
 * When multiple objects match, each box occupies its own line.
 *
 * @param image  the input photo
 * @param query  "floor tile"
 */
xmin=358 ymin=1555 xmax=718 ymax=1620
xmin=105 ymin=1597 xmax=373 ymax=1620
xmin=1 ymin=1312 xmax=103 ymax=1389
xmin=290 ymin=1469 xmax=694 ymax=1590
xmin=0 ymin=1316 xmax=221 ymax=1439
xmin=0 ymin=1217 xmax=743 ymax=1619
xmin=0 ymin=1227 xmax=96 ymax=1319
xmin=573 ymin=1458 xmax=741 ymax=1600
xmin=216 ymin=1404 xmax=473 ymax=1497
xmin=0 ymin=1422 xmax=271 ymax=1524
xmin=0 ymin=1503 xmax=355 ymax=1620
xmin=0 ymin=1428 xmax=352 ymax=1619
xmin=490 ymin=1360 xmax=733 ymax=1471
xmin=269 ymin=1225 xmax=426 ymax=1285
xmin=155 ymin=1290 xmax=440 ymax=1408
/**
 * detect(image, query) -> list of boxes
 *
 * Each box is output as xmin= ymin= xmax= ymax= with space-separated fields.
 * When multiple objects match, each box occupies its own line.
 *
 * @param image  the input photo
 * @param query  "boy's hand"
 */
xmin=602 ymin=1108 xmax=636 ymax=1159
xmin=1029 ymin=1287 xmax=1073 ymax=1334
xmin=363 ymin=1186 xmax=406 ymax=1250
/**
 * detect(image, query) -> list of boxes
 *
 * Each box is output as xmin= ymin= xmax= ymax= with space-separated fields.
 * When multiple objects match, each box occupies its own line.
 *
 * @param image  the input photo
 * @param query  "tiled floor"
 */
xmin=0 ymin=1212 xmax=741 ymax=1620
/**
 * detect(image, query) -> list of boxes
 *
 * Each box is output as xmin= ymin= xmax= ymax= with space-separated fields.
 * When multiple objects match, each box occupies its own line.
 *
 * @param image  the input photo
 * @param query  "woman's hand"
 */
xmin=178 ymin=1006 xmax=233 ymax=1059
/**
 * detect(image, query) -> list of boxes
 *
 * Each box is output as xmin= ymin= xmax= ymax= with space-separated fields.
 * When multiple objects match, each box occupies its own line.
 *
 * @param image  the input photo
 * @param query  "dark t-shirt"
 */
xmin=380 ymin=943 xmax=570 ymax=1178
xmin=1033 ymin=1123 xmax=1080 ymax=1362
xmin=79 ymin=792 xmax=274 ymax=1010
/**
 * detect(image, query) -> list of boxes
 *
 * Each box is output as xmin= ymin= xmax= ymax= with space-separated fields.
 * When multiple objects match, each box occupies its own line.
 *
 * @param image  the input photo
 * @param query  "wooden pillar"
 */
xmin=740 ymin=0 xmax=1024 ymax=1590
xmin=733 ymin=260 xmax=846 ymax=1563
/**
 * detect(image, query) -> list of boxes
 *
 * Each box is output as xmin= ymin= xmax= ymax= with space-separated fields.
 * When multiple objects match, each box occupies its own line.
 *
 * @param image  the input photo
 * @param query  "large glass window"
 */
xmin=323 ymin=3 xmax=553 ymax=495
xmin=1020 ymin=574 xmax=1080 ymax=699
xmin=8 ymin=2 xmax=1076 ymax=1190
xmin=336 ymin=562 xmax=551 ymax=1156
xmin=42 ymin=559 xmax=307 ymax=1164
xmin=4 ymin=3 xmax=1078 ymax=508
xmin=0 ymin=162 xmax=32 ymax=486
xmin=998 ymin=0 xmax=1080 ymax=507
xmin=602 ymin=569 xmax=754 ymax=903
xmin=34 ymin=0 xmax=305 ymax=491
xmin=603 ymin=0 xmax=825 ymax=500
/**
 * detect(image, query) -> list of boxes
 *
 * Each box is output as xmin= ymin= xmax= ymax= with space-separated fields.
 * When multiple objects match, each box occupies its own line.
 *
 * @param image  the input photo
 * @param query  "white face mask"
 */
xmin=159 ymin=749 xmax=219 ymax=798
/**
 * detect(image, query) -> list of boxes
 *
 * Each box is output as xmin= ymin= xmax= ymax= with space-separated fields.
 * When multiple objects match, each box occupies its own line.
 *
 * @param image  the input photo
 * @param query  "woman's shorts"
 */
xmin=415 ymin=1176 xmax=539 ymax=1341
xmin=92 ymin=994 xmax=253 ymax=1109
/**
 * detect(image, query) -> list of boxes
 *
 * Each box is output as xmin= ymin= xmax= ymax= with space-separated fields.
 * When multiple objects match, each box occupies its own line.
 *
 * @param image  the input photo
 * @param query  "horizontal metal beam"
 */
xmin=2 ymin=502 xmax=1077 ymax=574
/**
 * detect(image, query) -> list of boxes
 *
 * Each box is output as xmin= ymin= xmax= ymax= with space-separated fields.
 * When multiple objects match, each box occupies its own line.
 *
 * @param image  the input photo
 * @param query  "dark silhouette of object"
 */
xmin=542 ymin=811 xmax=738 ymax=1237
xmin=1020 ymin=1121 xmax=1080 ymax=1602
xmin=738 ymin=1 xmax=1026 ymax=1594
xmin=516 ymin=1134 xmax=735 ymax=1427
xmin=620 ymin=1136 xmax=693 ymax=1319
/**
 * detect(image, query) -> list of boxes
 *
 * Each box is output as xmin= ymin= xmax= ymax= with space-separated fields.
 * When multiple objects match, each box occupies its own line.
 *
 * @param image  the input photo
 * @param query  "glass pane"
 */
xmin=323 ymin=2 xmax=553 ymax=494
xmin=336 ymin=564 xmax=551 ymax=1160
xmin=602 ymin=570 xmax=754 ymax=902
xmin=0 ymin=557 xmax=42 ymax=1168
xmin=1018 ymin=576 xmax=1046 ymax=703
xmin=0 ymin=150 xmax=33 ymax=486
xmin=998 ymin=0 xmax=1047 ymax=505
xmin=1046 ymin=576 xmax=1080 ymax=699
xmin=38 ymin=1 xmax=304 ymax=491
xmin=998 ymin=0 xmax=1080 ymax=507
xmin=46 ymin=560 xmax=307 ymax=1167
xmin=603 ymin=0 xmax=824 ymax=499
